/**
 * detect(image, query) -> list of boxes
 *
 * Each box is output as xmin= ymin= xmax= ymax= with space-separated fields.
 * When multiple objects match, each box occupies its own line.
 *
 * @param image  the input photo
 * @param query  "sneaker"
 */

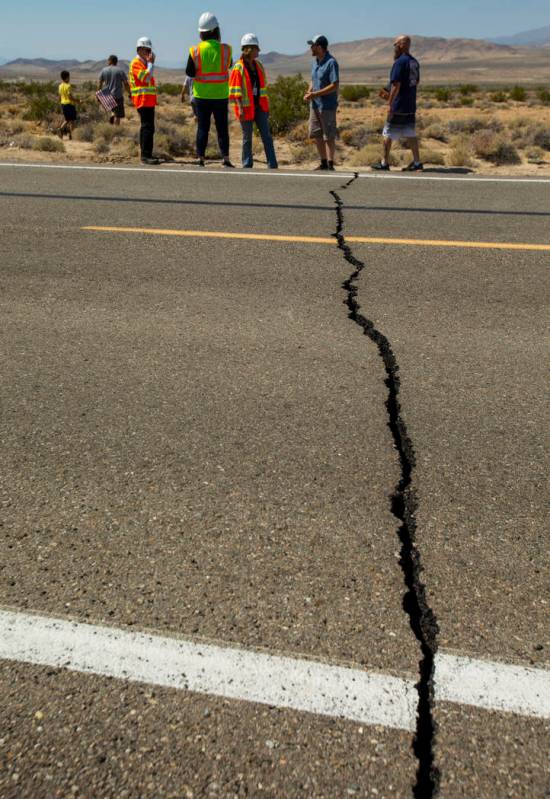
xmin=223 ymin=159 xmax=235 ymax=168
xmin=141 ymin=157 xmax=160 ymax=165
xmin=371 ymin=162 xmax=390 ymax=171
xmin=196 ymin=158 xmax=205 ymax=167
xmin=402 ymin=161 xmax=424 ymax=172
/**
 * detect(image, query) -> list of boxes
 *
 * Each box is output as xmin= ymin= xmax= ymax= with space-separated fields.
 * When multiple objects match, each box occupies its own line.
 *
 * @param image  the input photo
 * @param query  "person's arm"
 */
xmin=186 ymin=53 xmax=196 ymax=78
xmin=304 ymin=59 xmax=339 ymax=101
xmin=388 ymin=81 xmax=400 ymax=115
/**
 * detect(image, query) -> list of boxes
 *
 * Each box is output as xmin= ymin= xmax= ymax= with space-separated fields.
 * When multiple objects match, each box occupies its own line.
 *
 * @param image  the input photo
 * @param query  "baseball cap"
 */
xmin=307 ymin=35 xmax=328 ymax=48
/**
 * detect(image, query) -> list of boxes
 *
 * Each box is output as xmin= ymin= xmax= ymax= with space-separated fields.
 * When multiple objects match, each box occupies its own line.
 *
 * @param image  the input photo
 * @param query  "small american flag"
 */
xmin=96 ymin=90 xmax=118 ymax=112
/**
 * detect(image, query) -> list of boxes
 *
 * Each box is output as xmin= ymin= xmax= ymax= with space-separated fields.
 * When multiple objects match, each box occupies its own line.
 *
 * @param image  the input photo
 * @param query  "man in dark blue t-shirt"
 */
xmin=372 ymin=35 xmax=423 ymax=172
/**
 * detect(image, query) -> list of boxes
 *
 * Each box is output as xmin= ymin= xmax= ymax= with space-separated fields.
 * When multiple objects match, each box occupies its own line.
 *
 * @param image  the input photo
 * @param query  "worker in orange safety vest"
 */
xmin=129 ymin=36 xmax=159 ymax=165
xmin=186 ymin=12 xmax=234 ymax=167
xmin=229 ymin=34 xmax=278 ymax=169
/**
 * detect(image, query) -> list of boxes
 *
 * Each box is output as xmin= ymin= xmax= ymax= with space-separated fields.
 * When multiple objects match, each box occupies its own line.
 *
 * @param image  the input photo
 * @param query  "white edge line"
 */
xmin=435 ymin=653 xmax=550 ymax=720
xmin=0 ymin=609 xmax=417 ymax=732
xmin=1 ymin=161 xmax=550 ymax=184
xmin=0 ymin=162 xmax=352 ymax=180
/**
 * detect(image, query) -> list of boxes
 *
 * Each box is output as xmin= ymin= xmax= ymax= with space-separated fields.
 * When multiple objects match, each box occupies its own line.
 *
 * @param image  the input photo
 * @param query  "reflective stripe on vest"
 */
xmin=129 ymin=57 xmax=157 ymax=107
xmin=192 ymin=42 xmax=231 ymax=83
xmin=229 ymin=59 xmax=269 ymax=121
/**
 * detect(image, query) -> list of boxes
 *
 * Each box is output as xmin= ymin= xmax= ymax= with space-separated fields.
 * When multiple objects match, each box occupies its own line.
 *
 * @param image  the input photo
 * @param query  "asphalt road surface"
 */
xmin=0 ymin=162 xmax=548 ymax=798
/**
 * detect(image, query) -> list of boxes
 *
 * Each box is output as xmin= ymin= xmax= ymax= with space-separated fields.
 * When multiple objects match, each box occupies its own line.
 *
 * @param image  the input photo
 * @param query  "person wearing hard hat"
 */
xmin=304 ymin=35 xmax=339 ymax=170
xmin=186 ymin=12 xmax=234 ymax=167
xmin=229 ymin=34 xmax=278 ymax=169
xmin=129 ymin=37 xmax=159 ymax=165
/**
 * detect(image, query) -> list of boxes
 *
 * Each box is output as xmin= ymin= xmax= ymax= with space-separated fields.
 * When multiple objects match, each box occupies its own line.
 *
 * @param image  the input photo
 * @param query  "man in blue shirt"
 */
xmin=372 ymin=35 xmax=422 ymax=172
xmin=304 ymin=35 xmax=339 ymax=170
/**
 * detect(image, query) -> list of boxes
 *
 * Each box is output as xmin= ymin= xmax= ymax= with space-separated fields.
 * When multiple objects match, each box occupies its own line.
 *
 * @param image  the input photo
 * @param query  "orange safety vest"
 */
xmin=129 ymin=56 xmax=157 ymax=108
xmin=190 ymin=41 xmax=232 ymax=100
xmin=229 ymin=58 xmax=269 ymax=121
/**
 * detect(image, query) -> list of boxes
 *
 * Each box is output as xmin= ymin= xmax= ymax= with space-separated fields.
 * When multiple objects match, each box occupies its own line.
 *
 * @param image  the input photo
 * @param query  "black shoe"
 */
xmin=223 ymin=159 xmax=235 ymax=168
xmin=402 ymin=161 xmax=424 ymax=171
xmin=371 ymin=162 xmax=390 ymax=171
xmin=314 ymin=162 xmax=328 ymax=171
xmin=141 ymin=157 xmax=160 ymax=165
xmin=327 ymin=161 xmax=335 ymax=171
xmin=196 ymin=158 xmax=205 ymax=167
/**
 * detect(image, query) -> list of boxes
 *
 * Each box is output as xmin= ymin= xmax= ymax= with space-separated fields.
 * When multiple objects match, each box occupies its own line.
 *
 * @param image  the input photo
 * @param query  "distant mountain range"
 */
xmin=2 ymin=32 xmax=550 ymax=84
xmin=492 ymin=24 xmax=550 ymax=47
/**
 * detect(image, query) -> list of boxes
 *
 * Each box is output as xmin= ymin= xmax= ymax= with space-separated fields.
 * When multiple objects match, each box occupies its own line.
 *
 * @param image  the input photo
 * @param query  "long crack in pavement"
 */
xmin=330 ymin=175 xmax=440 ymax=797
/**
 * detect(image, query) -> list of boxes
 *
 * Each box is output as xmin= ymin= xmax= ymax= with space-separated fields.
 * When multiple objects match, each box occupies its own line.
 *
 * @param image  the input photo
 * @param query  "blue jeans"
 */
xmin=241 ymin=108 xmax=278 ymax=168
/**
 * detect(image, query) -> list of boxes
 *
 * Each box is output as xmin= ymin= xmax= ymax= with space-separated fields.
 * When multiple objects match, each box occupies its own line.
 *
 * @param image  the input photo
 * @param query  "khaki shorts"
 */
xmin=309 ymin=106 xmax=338 ymax=141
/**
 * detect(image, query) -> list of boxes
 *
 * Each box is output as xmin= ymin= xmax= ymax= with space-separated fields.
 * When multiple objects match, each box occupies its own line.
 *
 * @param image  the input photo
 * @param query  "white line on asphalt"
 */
xmin=1 ymin=161 xmax=550 ymax=184
xmin=435 ymin=652 xmax=550 ymax=719
xmin=1 ymin=609 xmax=549 ymax=726
xmin=0 ymin=609 xmax=417 ymax=731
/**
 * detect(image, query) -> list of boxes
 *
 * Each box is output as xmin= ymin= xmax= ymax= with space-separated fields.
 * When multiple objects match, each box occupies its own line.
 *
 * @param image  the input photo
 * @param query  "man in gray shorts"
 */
xmin=98 ymin=55 xmax=130 ymax=125
xmin=304 ymin=35 xmax=339 ymax=170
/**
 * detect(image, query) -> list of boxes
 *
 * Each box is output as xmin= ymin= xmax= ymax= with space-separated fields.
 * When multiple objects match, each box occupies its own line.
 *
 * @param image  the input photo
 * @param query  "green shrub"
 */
xmin=490 ymin=91 xmax=508 ymax=103
xmin=460 ymin=97 xmax=474 ymax=106
xmin=23 ymin=93 xmax=57 ymax=121
xmin=73 ymin=123 xmax=94 ymax=143
xmin=459 ymin=84 xmax=477 ymax=96
xmin=33 ymin=136 xmax=65 ymax=153
xmin=339 ymin=123 xmax=370 ymax=148
xmin=93 ymin=122 xmax=119 ymax=142
xmin=94 ymin=139 xmax=109 ymax=154
xmin=536 ymin=88 xmax=550 ymax=104
xmin=340 ymin=84 xmax=370 ymax=102
xmin=510 ymin=86 xmax=527 ymax=102
xmin=435 ymin=87 xmax=451 ymax=102
xmin=267 ymin=74 xmax=308 ymax=135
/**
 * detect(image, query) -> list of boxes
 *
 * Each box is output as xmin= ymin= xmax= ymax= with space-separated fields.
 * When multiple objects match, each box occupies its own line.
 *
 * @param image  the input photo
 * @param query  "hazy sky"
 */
xmin=1 ymin=1 xmax=549 ymax=63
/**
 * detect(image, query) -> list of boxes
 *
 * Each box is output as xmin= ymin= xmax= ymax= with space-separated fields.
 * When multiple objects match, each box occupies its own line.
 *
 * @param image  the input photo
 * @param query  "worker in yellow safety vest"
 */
xmin=185 ymin=12 xmax=234 ymax=167
xmin=129 ymin=36 xmax=159 ymax=165
xmin=229 ymin=34 xmax=278 ymax=169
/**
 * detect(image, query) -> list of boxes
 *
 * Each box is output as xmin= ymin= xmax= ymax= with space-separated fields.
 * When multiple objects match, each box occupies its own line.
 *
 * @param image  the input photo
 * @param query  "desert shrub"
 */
xmin=420 ymin=148 xmax=445 ymax=165
xmin=73 ymin=123 xmax=95 ymax=142
xmin=94 ymin=139 xmax=110 ymax=154
xmin=4 ymin=119 xmax=25 ymax=135
xmin=350 ymin=143 xmax=396 ymax=167
xmin=510 ymin=85 xmax=527 ymax=102
xmin=13 ymin=133 xmax=35 ymax=150
xmin=93 ymin=122 xmax=119 ymax=142
xmin=435 ymin=87 xmax=451 ymax=102
xmin=447 ymin=136 xmax=474 ymax=167
xmin=286 ymin=120 xmax=309 ymax=142
xmin=158 ymin=83 xmax=182 ymax=96
xmin=33 ymin=136 xmax=65 ymax=153
xmin=460 ymin=97 xmax=474 ymax=106
xmin=448 ymin=117 xmax=486 ymax=135
xmin=533 ymin=127 xmax=550 ymax=150
xmin=288 ymin=143 xmax=313 ymax=164
xmin=423 ymin=123 xmax=448 ymax=142
xmin=20 ymin=81 xmax=57 ymax=97
xmin=471 ymin=130 xmax=520 ymax=164
xmin=525 ymin=146 xmax=546 ymax=163
xmin=490 ymin=91 xmax=508 ymax=103
xmin=536 ymin=88 xmax=550 ymax=104
xmin=340 ymin=84 xmax=370 ymax=102
xmin=23 ymin=93 xmax=57 ymax=121
xmin=268 ymin=74 xmax=308 ymax=135
xmin=339 ymin=123 xmax=370 ymax=148
xmin=459 ymin=84 xmax=478 ymax=96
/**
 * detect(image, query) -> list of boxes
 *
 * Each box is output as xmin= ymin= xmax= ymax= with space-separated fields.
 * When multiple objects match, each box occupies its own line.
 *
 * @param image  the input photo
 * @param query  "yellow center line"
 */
xmin=82 ymin=226 xmax=550 ymax=252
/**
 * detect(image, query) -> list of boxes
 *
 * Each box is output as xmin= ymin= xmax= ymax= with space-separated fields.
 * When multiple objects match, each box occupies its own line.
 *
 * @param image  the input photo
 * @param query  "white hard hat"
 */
xmin=136 ymin=37 xmax=153 ymax=49
xmin=198 ymin=12 xmax=219 ymax=32
xmin=241 ymin=33 xmax=260 ymax=49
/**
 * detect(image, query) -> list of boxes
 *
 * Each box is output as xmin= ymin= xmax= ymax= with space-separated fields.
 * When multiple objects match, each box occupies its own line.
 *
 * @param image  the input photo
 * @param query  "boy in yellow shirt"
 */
xmin=58 ymin=70 xmax=78 ymax=140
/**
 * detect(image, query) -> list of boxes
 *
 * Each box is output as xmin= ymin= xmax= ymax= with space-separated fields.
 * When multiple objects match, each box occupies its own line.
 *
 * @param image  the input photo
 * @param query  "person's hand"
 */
xmin=378 ymin=88 xmax=389 ymax=101
xmin=148 ymin=51 xmax=156 ymax=64
xmin=304 ymin=91 xmax=313 ymax=102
